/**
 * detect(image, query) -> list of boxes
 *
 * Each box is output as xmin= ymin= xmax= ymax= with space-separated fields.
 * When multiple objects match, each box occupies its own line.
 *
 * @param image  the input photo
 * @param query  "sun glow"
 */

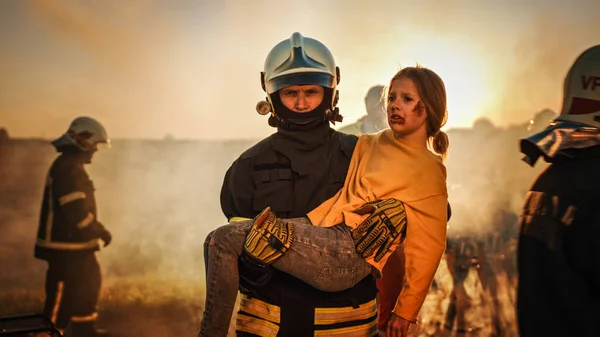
xmin=385 ymin=34 xmax=497 ymax=129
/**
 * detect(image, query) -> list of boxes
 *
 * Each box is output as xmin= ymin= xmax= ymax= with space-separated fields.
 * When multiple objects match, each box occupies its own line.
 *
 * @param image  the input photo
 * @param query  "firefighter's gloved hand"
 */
xmin=244 ymin=207 xmax=294 ymax=265
xmin=100 ymin=229 xmax=112 ymax=247
xmin=351 ymin=198 xmax=407 ymax=262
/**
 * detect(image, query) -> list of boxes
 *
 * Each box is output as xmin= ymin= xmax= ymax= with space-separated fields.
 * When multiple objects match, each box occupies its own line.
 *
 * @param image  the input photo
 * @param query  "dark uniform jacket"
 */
xmin=220 ymin=123 xmax=378 ymax=336
xmin=221 ymin=125 xmax=355 ymax=219
xmin=518 ymin=145 xmax=600 ymax=337
xmin=35 ymin=154 xmax=107 ymax=261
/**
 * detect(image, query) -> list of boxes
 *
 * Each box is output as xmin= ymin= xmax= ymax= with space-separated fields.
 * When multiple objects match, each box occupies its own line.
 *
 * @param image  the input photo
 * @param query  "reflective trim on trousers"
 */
xmin=314 ymin=298 xmax=378 ymax=325
xmin=314 ymin=319 xmax=378 ymax=337
xmin=239 ymin=293 xmax=280 ymax=323
xmin=236 ymin=314 xmax=279 ymax=337
xmin=50 ymin=281 xmax=64 ymax=324
xmin=71 ymin=312 xmax=98 ymax=322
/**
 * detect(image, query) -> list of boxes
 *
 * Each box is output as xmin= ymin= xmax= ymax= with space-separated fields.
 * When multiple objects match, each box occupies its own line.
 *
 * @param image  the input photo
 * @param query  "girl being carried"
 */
xmin=200 ymin=66 xmax=450 ymax=337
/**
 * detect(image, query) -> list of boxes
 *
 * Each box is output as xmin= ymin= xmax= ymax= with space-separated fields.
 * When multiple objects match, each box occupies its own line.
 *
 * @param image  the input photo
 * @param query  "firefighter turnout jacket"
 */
xmin=35 ymin=153 xmax=107 ymax=260
xmin=221 ymin=122 xmax=379 ymax=336
xmin=518 ymin=145 xmax=600 ymax=337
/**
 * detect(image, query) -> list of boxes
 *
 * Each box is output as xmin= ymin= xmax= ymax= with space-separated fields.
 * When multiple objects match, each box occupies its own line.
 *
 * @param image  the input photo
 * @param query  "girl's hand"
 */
xmin=386 ymin=313 xmax=411 ymax=337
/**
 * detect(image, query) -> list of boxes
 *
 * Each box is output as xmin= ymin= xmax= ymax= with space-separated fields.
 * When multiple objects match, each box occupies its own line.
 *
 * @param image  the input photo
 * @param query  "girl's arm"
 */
xmin=391 ymin=194 xmax=448 ymax=322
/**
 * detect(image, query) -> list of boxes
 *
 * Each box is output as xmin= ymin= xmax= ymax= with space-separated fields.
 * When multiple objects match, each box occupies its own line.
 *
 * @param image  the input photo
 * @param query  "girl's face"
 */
xmin=386 ymin=77 xmax=428 ymax=140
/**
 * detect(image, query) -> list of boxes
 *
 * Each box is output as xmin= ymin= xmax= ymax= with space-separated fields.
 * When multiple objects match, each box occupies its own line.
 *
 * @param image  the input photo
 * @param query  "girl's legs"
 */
xmin=272 ymin=218 xmax=372 ymax=292
xmin=199 ymin=220 xmax=250 ymax=337
xmin=199 ymin=218 xmax=372 ymax=336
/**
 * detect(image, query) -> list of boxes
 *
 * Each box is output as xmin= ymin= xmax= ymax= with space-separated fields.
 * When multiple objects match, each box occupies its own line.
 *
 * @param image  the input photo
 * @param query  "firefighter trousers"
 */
xmin=42 ymin=252 xmax=102 ymax=330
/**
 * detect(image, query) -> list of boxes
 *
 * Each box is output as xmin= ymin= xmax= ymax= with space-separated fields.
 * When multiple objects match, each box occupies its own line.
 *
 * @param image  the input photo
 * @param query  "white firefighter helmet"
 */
xmin=365 ymin=85 xmax=385 ymax=111
xmin=527 ymin=109 xmax=557 ymax=133
xmin=52 ymin=116 xmax=110 ymax=151
xmin=260 ymin=32 xmax=340 ymax=113
xmin=555 ymin=44 xmax=600 ymax=128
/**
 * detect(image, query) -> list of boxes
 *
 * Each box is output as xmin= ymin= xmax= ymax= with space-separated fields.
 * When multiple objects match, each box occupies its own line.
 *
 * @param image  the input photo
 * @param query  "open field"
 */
xmin=1 ymin=122 xmax=545 ymax=336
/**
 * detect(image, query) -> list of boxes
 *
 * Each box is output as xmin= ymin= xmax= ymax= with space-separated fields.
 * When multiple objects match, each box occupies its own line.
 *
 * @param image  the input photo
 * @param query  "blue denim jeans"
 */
xmin=199 ymin=217 xmax=373 ymax=337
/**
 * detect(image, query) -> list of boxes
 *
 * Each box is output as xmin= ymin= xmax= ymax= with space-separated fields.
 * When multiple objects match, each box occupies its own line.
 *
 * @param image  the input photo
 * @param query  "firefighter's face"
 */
xmin=386 ymin=77 xmax=427 ymax=139
xmin=278 ymin=85 xmax=325 ymax=113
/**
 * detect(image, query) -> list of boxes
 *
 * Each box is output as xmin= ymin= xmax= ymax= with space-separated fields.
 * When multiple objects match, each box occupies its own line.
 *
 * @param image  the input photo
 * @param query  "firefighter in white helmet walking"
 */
xmin=35 ymin=116 xmax=112 ymax=337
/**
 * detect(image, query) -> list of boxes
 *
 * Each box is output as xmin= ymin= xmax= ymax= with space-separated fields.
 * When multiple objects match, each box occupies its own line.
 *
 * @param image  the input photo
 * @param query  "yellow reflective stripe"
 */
xmin=239 ymin=293 xmax=280 ymax=324
xmin=58 ymin=191 xmax=86 ymax=205
xmin=37 ymin=239 xmax=99 ymax=250
xmin=71 ymin=312 xmax=98 ymax=322
xmin=314 ymin=299 xmax=377 ymax=324
xmin=230 ymin=216 xmax=251 ymax=223
xmin=236 ymin=313 xmax=279 ymax=337
xmin=314 ymin=319 xmax=378 ymax=336
xmin=50 ymin=281 xmax=64 ymax=324
xmin=76 ymin=213 xmax=94 ymax=229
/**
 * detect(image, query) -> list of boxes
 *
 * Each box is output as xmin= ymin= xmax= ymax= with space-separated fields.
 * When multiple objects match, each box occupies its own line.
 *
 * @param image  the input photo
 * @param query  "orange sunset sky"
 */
xmin=1 ymin=0 xmax=599 ymax=140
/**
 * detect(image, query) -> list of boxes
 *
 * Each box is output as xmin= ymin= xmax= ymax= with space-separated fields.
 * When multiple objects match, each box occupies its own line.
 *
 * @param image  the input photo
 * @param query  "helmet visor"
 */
xmin=267 ymin=72 xmax=334 ymax=94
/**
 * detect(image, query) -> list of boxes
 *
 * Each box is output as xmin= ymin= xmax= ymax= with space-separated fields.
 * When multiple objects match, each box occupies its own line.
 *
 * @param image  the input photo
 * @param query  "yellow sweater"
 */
xmin=307 ymin=128 xmax=448 ymax=322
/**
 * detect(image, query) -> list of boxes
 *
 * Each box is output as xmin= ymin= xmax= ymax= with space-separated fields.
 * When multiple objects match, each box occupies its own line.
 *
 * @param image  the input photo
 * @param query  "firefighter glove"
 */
xmin=244 ymin=207 xmax=294 ymax=265
xmin=351 ymin=198 xmax=407 ymax=262
xmin=101 ymin=229 xmax=112 ymax=247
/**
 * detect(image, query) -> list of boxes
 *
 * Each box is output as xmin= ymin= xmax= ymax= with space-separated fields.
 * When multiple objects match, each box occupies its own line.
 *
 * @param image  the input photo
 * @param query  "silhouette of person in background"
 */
xmin=339 ymin=85 xmax=389 ymax=135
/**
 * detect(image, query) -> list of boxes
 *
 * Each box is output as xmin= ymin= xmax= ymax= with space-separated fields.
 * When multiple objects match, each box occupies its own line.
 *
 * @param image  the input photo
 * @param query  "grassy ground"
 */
xmin=0 ymin=277 xmax=207 ymax=337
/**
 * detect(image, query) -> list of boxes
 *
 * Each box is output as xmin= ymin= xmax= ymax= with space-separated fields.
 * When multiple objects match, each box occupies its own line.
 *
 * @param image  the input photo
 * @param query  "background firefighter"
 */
xmin=339 ymin=85 xmax=389 ymax=136
xmin=517 ymin=44 xmax=600 ymax=337
xmin=34 ymin=116 xmax=112 ymax=337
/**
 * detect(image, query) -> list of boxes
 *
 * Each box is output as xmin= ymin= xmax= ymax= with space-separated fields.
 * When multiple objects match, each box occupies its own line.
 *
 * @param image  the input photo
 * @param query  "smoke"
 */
xmin=6 ymin=0 xmax=596 ymax=283
xmin=493 ymin=10 xmax=600 ymax=126
xmin=438 ymin=8 xmax=600 ymax=236
xmin=3 ymin=0 xmax=596 ymax=292
xmin=17 ymin=0 xmax=227 ymax=140
xmin=0 ymin=141 xmax=53 ymax=293
xmin=89 ymin=139 xmax=256 ymax=282
xmin=0 ymin=120 xmax=544 ymax=288
xmin=443 ymin=116 xmax=549 ymax=237
xmin=0 ymin=138 xmax=256 ymax=292
xmin=27 ymin=0 xmax=169 ymax=76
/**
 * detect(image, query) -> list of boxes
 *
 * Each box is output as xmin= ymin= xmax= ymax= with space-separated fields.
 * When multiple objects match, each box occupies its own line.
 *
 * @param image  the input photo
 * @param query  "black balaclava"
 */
xmin=270 ymin=88 xmax=335 ymax=154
